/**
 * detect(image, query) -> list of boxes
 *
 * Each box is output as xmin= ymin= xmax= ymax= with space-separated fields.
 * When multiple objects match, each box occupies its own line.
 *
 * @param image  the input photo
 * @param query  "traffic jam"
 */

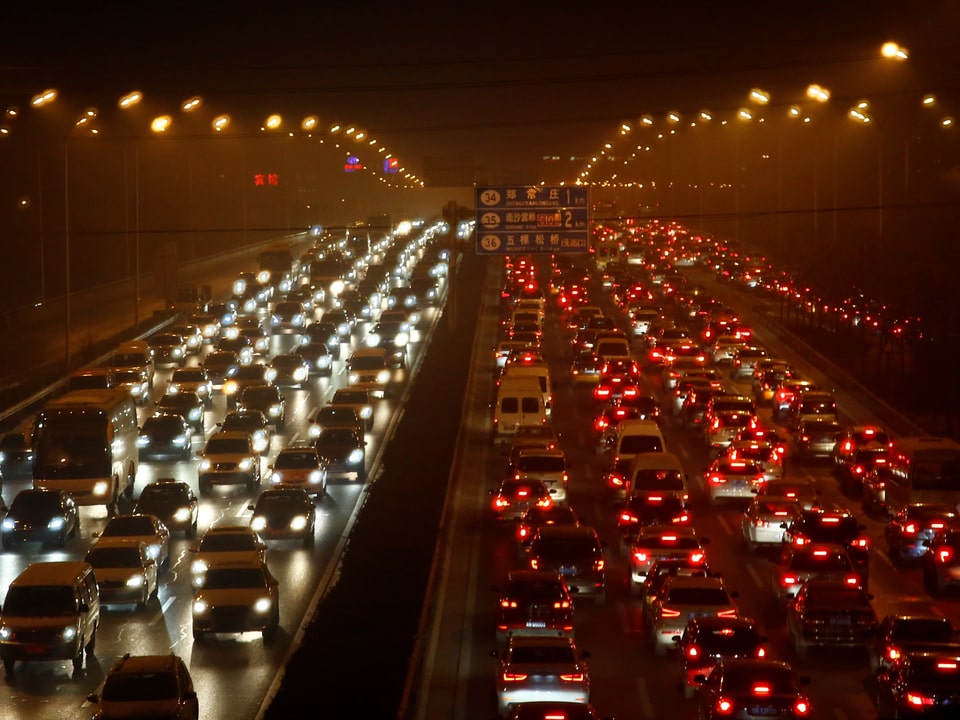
xmin=483 ymin=219 xmax=960 ymax=720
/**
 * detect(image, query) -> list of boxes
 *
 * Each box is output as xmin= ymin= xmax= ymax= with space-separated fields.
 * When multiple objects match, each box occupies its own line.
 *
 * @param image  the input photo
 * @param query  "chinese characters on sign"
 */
xmin=253 ymin=173 xmax=280 ymax=187
xmin=475 ymin=186 xmax=590 ymax=254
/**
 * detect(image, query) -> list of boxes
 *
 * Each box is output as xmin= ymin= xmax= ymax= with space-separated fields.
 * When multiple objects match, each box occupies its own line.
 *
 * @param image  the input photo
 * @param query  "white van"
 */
xmin=625 ymin=451 xmax=688 ymax=503
xmin=594 ymin=335 xmax=632 ymax=363
xmin=110 ymin=340 xmax=155 ymax=389
xmin=493 ymin=377 xmax=547 ymax=441
xmin=608 ymin=418 xmax=666 ymax=466
xmin=0 ymin=561 xmax=100 ymax=675
xmin=501 ymin=362 xmax=552 ymax=416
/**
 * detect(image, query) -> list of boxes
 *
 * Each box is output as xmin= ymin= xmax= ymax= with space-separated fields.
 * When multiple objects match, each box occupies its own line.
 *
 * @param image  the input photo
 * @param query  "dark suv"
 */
xmin=782 ymin=505 xmax=870 ymax=587
xmin=525 ymin=525 xmax=606 ymax=604
xmin=87 ymin=653 xmax=198 ymax=719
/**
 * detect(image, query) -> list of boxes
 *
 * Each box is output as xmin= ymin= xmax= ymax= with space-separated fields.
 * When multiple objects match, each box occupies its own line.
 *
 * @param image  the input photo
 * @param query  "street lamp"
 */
xmin=881 ymin=41 xmax=909 ymax=60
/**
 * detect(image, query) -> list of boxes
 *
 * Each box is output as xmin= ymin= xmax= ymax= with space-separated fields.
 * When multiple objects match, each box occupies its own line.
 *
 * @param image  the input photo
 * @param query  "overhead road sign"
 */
xmin=475 ymin=185 xmax=590 ymax=254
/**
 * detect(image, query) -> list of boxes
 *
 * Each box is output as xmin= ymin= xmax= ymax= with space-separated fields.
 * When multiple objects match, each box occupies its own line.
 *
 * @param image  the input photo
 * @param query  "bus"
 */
xmin=32 ymin=388 xmax=139 ymax=513
xmin=883 ymin=436 xmax=960 ymax=515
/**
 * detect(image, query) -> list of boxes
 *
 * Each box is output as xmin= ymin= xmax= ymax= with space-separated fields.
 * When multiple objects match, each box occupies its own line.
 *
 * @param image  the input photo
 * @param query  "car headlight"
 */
xmin=268 ymin=405 xmax=281 ymax=417
xmin=308 ymin=425 xmax=320 ymax=438
xmin=126 ymin=574 xmax=144 ymax=588
xmin=225 ymin=327 xmax=240 ymax=339
xmin=199 ymin=458 xmax=212 ymax=471
xmin=366 ymin=333 xmax=381 ymax=347
xmin=376 ymin=370 xmax=390 ymax=384
xmin=330 ymin=279 xmax=345 ymax=296
xmin=239 ymin=458 xmax=254 ymax=471
xmin=244 ymin=299 xmax=257 ymax=313
xmin=394 ymin=332 xmax=409 ymax=347
xmin=137 ymin=436 xmax=150 ymax=447
xmin=0 ymin=626 xmax=10 ymax=640
xmin=290 ymin=515 xmax=308 ymax=531
xmin=191 ymin=559 xmax=208 ymax=575
xmin=348 ymin=448 xmax=364 ymax=464
xmin=168 ymin=384 xmax=180 ymax=394
xmin=309 ymin=470 xmax=322 ymax=484
xmin=224 ymin=380 xmax=238 ymax=395
xmin=348 ymin=373 xmax=359 ymax=384
xmin=189 ymin=408 xmax=202 ymax=421
xmin=251 ymin=516 xmax=267 ymax=532
xmin=359 ymin=406 xmax=372 ymax=419
xmin=318 ymin=356 xmax=331 ymax=369
xmin=294 ymin=314 xmax=304 ymax=325
xmin=192 ymin=597 xmax=208 ymax=614
xmin=328 ymin=335 xmax=339 ymax=347
xmin=146 ymin=544 xmax=161 ymax=559
xmin=2 ymin=518 xmax=15 ymax=531
xmin=172 ymin=348 xmax=183 ymax=357
xmin=62 ymin=626 xmax=77 ymax=642
xmin=173 ymin=507 xmax=191 ymax=523
xmin=253 ymin=597 xmax=272 ymax=614
xmin=338 ymin=323 xmax=349 ymax=336
xmin=271 ymin=316 xmax=281 ymax=326
xmin=271 ymin=471 xmax=283 ymax=483
xmin=47 ymin=517 xmax=66 ymax=531
xmin=93 ymin=481 xmax=110 ymax=497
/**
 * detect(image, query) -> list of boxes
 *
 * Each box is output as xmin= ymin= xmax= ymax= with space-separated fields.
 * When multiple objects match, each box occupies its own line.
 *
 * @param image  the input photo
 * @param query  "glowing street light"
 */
xmin=750 ymin=88 xmax=770 ymax=104
xmin=118 ymin=91 xmax=143 ymax=109
xmin=738 ymin=108 xmax=754 ymax=121
xmin=922 ymin=94 xmax=937 ymax=107
xmin=181 ymin=96 xmax=202 ymax=112
xmin=263 ymin=114 xmax=282 ymax=130
xmin=150 ymin=115 xmax=172 ymax=133
xmin=31 ymin=89 xmax=58 ymax=107
xmin=301 ymin=116 xmax=319 ymax=131
xmin=212 ymin=114 xmax=230 ymax=132
xmin=881 ymin=41 xmax=908 ymax=60
xmin=806 ymin=84 xmax=831 ymax=102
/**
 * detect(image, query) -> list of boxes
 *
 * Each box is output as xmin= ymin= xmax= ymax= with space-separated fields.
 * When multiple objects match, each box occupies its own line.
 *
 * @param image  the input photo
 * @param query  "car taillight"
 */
xmin=623 ymin=386 xmax=639 ymax=399
xmin=503 ymin=672 xmax=528 ymax=682
xmin=594 ymin=559 xmax=605 ymax=572
xmin=595 ymin=417 xmax=609 ymax=432
xmin=660 ymin=608 xmax=682 ymax=618
xmin=711 ymin=418 xmax=720 ymax=431
xmin=634 ymin=551 xmax=648 ymax=563
xmin=690 ymin=551 xmax=706 ymax=564
xmin=594 ymin=386 xmax=611 ymax=399
xmin=717 ymin=609 xmax=737 ymax=618
xmin=686 ymin=644 xmax=701 ymax=658
xmin=794 ymin=698 xmax=812 ymax=716
xmin=792 ymin=535 xmax=810 ymax=546
xmin=887 ymin=646 xmax=901 ymax=661
xmin=756 ymin=646 xmax=766 ymax=658
xmin=709 ymin=474 xmax=725 ymax=485
xmin=560 ymin=672 xmax=585 ymax=682
xmin=842 ymin=440 xmax=854 ymax=453
xmin=845 ymin=575 xmax=860 ymax=586
xmin=517 ymin=526 xmax=530 ymax=540
xmin=752 ymin=684 xmax=771 ymax=696
xmin=903 ymin=522 xmax=918 ymax=535
xmin=494 ymin=497 xmax=509 ymax=509
xmin=530 ymin=558 xmax=540 ymax=569
xmin=716 ymin=696 xmax=735 ymax=715
xmin=553 ymin=600 xmax=571 ymax=609
xmin=781 ymin=574 xmax=798 ymax=587
xmin=674 ymin=513 xmax=691 ymax=525
xmin=620 ymin=511 xmax=638 ymax=525
xmin=906 ymin=692 xmax=935 ymax=707
xmin=536 ymin=497 xmax=553 ymax=509
xmin=852 ymin=465 xmax=865 ymax=476
xmin=501 ymin=599 xmax=518 ymax=608
xmin=938 ymin=546 xmax=954 ymax=564
xmin=851 ymin=536 xmax=869 ymax=549
xmin=931 ymin=521 xmax=946 ymax=530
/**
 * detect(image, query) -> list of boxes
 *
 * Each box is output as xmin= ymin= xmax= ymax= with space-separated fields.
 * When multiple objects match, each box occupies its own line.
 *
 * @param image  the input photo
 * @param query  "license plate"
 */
xmin=526 ymin=621 xmax=547 ymax=628
xmin=559 ymin=566 xmax=577 ymax=576
xmin=830 ymin=617 xmax=851 ymax=626
xmin=749 ymin=706 xmax=778 ymax=716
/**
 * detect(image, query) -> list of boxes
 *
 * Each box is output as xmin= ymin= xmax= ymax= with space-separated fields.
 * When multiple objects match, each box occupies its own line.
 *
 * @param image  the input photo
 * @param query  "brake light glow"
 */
xmin=553 ymin=600 xmax=571 ymax=609
xmin=559 ymin=672 xmax=585 ymax=682
xmin=886 ymin=646 xmax=901 ymax=661
xmin=686 ymin=644 xmax=700 ymax=658
xmin=852 ymin=536 xmax=869 ymax=549
xmin=608 ymin=473 xmax=626 ymax=488
xmin=690 ymin=551 xmax=706 ymax=564
xmin=494 ymin=497 xmax=509 ymax=509
xmin=906 ymin=692 xmax=935 ymax=707
xmin=620 ymin=512 xmax=638 ymax=525
xmin=781 ymin=575 xmax=798 ymax=587
xmin=794 ymin=698 xmax=811 ymax=716
xmin=845 ymin=575 xmax=860 ymax=586
xmin=660 ymin=608 xmax=682 ymax=618
xmin=716 ymin=697 xmax=735 ymax=715
xmin=717 ymin=609 xmax=738 ymax=618
xmin=503 ymin=672 xmax=528 ymax=682
xmin=752 ymin=684 xmax=771 ymax=695
xmin=634 ymin=551 xmax=648 ymax=563
xmin=938 ymin=547 xmax=954 ymax=564
xmin=937 ymin=662 xmax=958 ymax=670
xmin=501 ymin=599 xmax=518 ymax=608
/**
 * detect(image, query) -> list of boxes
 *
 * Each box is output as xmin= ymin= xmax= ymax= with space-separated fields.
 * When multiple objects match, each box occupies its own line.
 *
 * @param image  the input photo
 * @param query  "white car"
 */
xmin=189 ymin=524 xmax=267 ymax=576
xmin=191 ymin=559 xmax=280 ymax=642
xmin=346 ymin=348 xmax=391 ymax=397
xmin=197 ymin=431 xmax=261 ymax=495
xmin=328 ymin=388 xmax=375 ymax=431
xmin=166 ymin=367 xmax=214 ymax=404
xmin=740 ymin=495 xmax=802 ymax=549
xmin=646 ymin=576 xmax=739 ymax=656
xmin=84 ymin=539 xmax=159 ymax=610
xmin=493 ymin=636 xmax=591 ymax=716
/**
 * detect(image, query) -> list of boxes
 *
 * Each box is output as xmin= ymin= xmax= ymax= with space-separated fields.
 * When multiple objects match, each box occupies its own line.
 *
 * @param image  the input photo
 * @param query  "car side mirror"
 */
xmin=672 ymin=635 xmax=682 ymax=644
xmin=248 ymin=504 xmax=256 ymax=512
xmin=87 ymin=693 xmax=99 ymax=703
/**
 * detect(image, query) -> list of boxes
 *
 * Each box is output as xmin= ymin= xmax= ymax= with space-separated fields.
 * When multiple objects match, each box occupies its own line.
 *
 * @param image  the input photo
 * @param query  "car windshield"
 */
xmin=151 ymin=334 xmax=181 ymax=346
xmin=205 ymin=353 xmax=236 ymax=368
xmin=234 ymin=367 xmax=266 ymax=381
xmin=10 ymin=492 xmax=61 ymax=513
xmin=505 ymin=580 xmax=566 ymax=602
xmin=317 ymin=408 xmax=358 ymax=423
xmin=333 ymin=391 xmax=368 ymax=404
xmin=890 ymin=619 xmax=956 ymax=643
xmin=206 ymin=437 xmax=250 ymax=454
xmin=102 ymin=671 xmax=178 ymax=702
xmin=275 ymin=451 xmax=318 ymax=469
xmin=317 ymin=428 xmax=359 ymax=444
xmin=172 ymin=369 xmax=205 ymax=382
xmin=198 ymin=533 xmax=258 ymax=552
xmin=241 ymin=387 xmax=279 ymax=404
xmin=200 ymin=567 xmax=266 ymax=590
xmin=139 ymin=483 xmax=189 ymax=502
xmin=531 ymin=538 xmax=599 ymax=562
xmin=509 ymin=645 xmax=576 ymax=664
xmin=633 ymin=469 xmax=684 ymax=491
xmin=115 ymin=370 xmax=144 ymax=384
xmin=517 ymin=457 xmax=564 ymax=473
xmin=619 ymin=436 xmax=663 ymax=454
xmin=256 ymin=493 xmax=309 ymax=511
xmin=222 ymin=414 xmax=265 ymax=432
xmin=3 ymin=586 xmax=76 ymax=616
xmin=350 ymin=355 xmax=385 ymax=370
xmin=86 ymin=546 xmax=142 ymax=568
xmin=103 ymin=516 xmax=155 ymax=536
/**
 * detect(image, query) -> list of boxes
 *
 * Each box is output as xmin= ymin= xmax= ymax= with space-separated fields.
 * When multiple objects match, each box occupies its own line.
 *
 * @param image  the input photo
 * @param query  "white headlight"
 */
xmin=193 ymin=598 xmax=208 ymax=614
xmin=360 ymin=406 xmax=372 ymax=419
xmin=173 ymin=508 xmax=191 ymax=523
xmin=289 ymin=516 xmax=308 ymax=531
xmin=47 ymin=517 xmax=65 ymax=530
xmin=93 ymin=481 xmax=110 ymax=496
xmin=394 ymin=333 xmax=408 ymax=347
xmin=199 ymin=458 xmax=211 ymax=471
xmin=239 ymin=458 xmax=254 ymax=471
xmin=253 ymin=597 xmax=272 ymax=613
xmin=308 ymin=424 xmax=321 ymax=438
xmin=348 ymin=448 xmax=364 ymax=464
xmin=62 ymin=626 xmax=77 ymax=641
xmin=251 ymin=516 xmax=267 ymax=531
xmin=348 ymin=373 xmax=359 ymax=384
xmin=191 ymin=559 xmax=208 ymax=575
xmin=366 ymin=334 xmax=381 ymax=347
xmin=126 ymin=575 xmax=145 ymax=588
xmin=309 ymin=470 xmax=322 ymax=484
xmin=376 ymin=370 xmax=390 ymax=384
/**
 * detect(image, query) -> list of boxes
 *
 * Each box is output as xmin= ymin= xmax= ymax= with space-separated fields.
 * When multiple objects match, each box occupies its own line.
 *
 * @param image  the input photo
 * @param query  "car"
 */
xmin=207 ymin=300 xmax=238 ymax=329
xmin=0 ymin=432 xmax=33 ymax=481
xmin=703 ymin=457 xmax=767 ymax=505
xmin=236 ymin=384 xmax=286 ymax=430
xmin=740 ymin=495 xmax=802 ymax=551
xmin=137 ymin=412 xmax=195 ymax=461
xmin=494 ymin=569 xmax=575 ymax=643
xmin=704 ymin=410 xmax=758 ymax=456
xmin=675 ymin=616 xmax=767 ymax=699
xmin=772 ymin=542 xmax=861 ymax=605
xmin=197 ymin=431 xmax=262 ymax=495
xmin=233 ymin=315 xmax=271 ymax=355
xmin=785 ymin=389 xmax=838 ymax=433
xmin=756 ymin=478 xmax=820 ymax=510
xmin=1 ymin=488 xmax=79 ymax=550
xmin=875 ymin=650 xmax=960 ymax=719
xmin=166 ymin=366 xmax=214 ymax=404
xmin=223 ymin=363 xmax=274 ymax=407
xmin=169 ymin=322 xmax=204 ymax=354
xmin=781 ymin=505 xmax=870 ymax=586
xmin=329 ymin=388 xmax=376 ymax=432
xmin=627 ymin=527 xmax=709 ymax=592
xmin=188 ymin=311 xmax=221 ymax=343
xmin=270 ymin=300 xmax=308 ymax=334
xmin=191 ymin=558 xmax=280 ymax=642
xmin=752 ymin=361 xmax=795 ymax=404
xmin=346 ymin=347 xmax=391 ymax=396
xmin=491 ymin=477 xmax=554 ymax=522
xmin=84 ymin=539 xmax=159 ymax=610
xmin=303 ymin=321 xmax=342 ymax=360
xmin=366 ymin=320 xmax=409 ymax=368
xmin=921 ymin=527 xmax=960 ymax=595
xmin=268 ymin=353 xmax=312 ymax=388
xmin=833 ymin=424 xmax=891 ymax=467
xmin=313 ymin=426 xmax=366 ymax=481
xmin=785 ymin=578 xmax=878 ymax=658
xmin=268 ymin=445 xmax=328 ymax=497
xmin=516 ymin=504 xmax=580 ymax=551
xmin=248 ymin=487 xmax=317 ymax=548
xmin=793 ymin=418 xmax=842 ymax=459
xmin=869 ymin=613 xmax=959 ymax=673
xmin=646 ymin=575 xmax=740 ymax=656
xmin=884 ymin=503 xmax=960 ymax=565
xmin=640 ymin=557 xmax=713 ymax=613
xmin=134 ymin=478 xmax=199 ymax=538
xmin=202 ymin=350 xmax=240 ymax=387
xmin=772 ymin=379 xmax=819 ymax=421
xmin=491 ymin=636 xmax=591 ymax=717
xmin=309 ymin=405 xmax=365 ymax=441
xmin=154 ymin=391 xmax=205 ymax=434
xmin=525 ymin=525 xmax=606 ymax=603
xmin=86 ymin=653 xmax=199 ymax=720
xmin=616 ymin=494 xmax=691 ymax=550
xmin=570 ymin=350 xmax=602 ymax=384
xmin=729 ymin=346 xmax=768 ymax=379
xmin=695 ymin=659 xmax=812 ymax=720
xmin=835 ymin=443 xmax=890 ymax=493
xmin=294 ymin=340 xmax=334 ymax=377
xmin=726 ymin=439 xmax=785 ymax=481
xmin=148 ymin=332 xmax=187 ymax=368
xmin=861 ymin=463 xmax=891 ymax=515
xmin=511 ymin=447 xmax=569 ymax=506
xmin=95 ymin=513 xmax=171 ymax=570
xmin=189 ymin=524 xmax=268 ymax=575
xmin=323 ymin=308 xmax=354 ymax=339
xmin=113 ymin=367 xmax=152 ymax=406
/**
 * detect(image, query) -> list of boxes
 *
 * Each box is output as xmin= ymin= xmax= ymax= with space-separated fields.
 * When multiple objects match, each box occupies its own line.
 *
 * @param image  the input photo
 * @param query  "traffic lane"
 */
xmin=0 ymin=309 xmax=430 ymax=719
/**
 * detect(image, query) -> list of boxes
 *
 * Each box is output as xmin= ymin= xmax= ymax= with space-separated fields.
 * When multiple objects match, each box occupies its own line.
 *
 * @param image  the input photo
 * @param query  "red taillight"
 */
xmin=594 ymin=386 xmax=611 ymax=399
xmin=792 ymin=535 xmax=810 ymax=546
xmin=553 ymin=600 xmax=571 ymax=609
xmin=903 ymin=522 xmax=918 ymax=536
xmin=494 ymin=497 xmax=509 ymax=509
xmin=851 ymin=536 xmax=869 ymax=549
xmin=842 ymin=440 xmax=854 ymax=453
xmin=845 ymin=575 xmax=860 ymax=586
xmin=689 ymin=551 xmax=706 ymax=564
xmin=794 ymin=698 xmax=812 ymax=716
xmin=752 ymin=684 xmax=771 ymax=696
xmin=536 ymin=497 xmax=553 ymax=509
xmin=660 ymin=608 xmax=682 ymax=618
xmin=559 ymin=672 xmax=585 ymax=682
xmin=906 ymin=692 xmax=935 ymax=707
xmin=781 ymin=574 xmax=798 ymax=587
xmin=716 ymin=696 xmax=735 ymax=715
xmin=938 ymin=546 xmax=954 ymax=564
xmin=503 ymin=672 xmax=528 ymax=682
xmin=709 ymin=474 xmax=725 ymax=485
xmin=686 ymin=644 xmax=700 ymax=658
xmin=886 ymin=646 xmax=901 ymax=661
xmin=623 ymin=386 xmax=639 ymax=399
xmin=594 ymin=559 xmax=605 ymax=572
xmin=634 ymin=551 xmax=648 ymax=563
xmin=620 ymin=511 xmax=638 ymax=525
xmin=717 ymin=609 xmax=738 ymax=618
xmin=608 ymin=473 xmax=626 ymax=488
xmin=501 ymin=599 xmax=518 ymax=608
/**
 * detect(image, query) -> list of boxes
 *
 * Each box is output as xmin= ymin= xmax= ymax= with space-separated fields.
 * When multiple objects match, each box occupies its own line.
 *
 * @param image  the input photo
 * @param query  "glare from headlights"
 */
xmin=191 ymin=559 xmax=208 ymax=575
xmin=376 ymin=370 xmax=390 ymax=384
xmin=394 ymin=333 xmax=408 ymax=346
xmin=126 ymin=575 xmax=145 ymax=587
xmin=359 ymin=406 xmax=372 ymax=419
xmin=348 ymin=448 xmax=364 ymax=464
xmin=251 ymin=516 xmax=267 ymax=531
xmin=47 ymin=517 xmax=65 ymax=530
xmin=173 ymin=508 xmax=191 ymax=522
xmin=253 ymin=597 xmax=272 ymax=613
xmin=193 ymin=598 xmax=208 ymax=614
xmin=290 ymin=516 xmax=308 ymax=531
xmin=93 ymin=481 xmax=110 ymax=496
xmin=62 ymin=626 xmax=77 ymax=641
xmin=199 ymin=458 xmax=211 ymax=471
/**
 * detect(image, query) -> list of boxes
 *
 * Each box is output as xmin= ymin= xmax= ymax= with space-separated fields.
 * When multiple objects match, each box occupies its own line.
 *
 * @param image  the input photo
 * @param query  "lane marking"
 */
xmin=150 ymin=595 xmax=176 ymax=625
xmin=636 ymin=677 xmax=655 ymax=719
xmin=746 ymin=562 xmax=764 ymax=589
xmin=716 ymin=514 xmax=733 ymax=536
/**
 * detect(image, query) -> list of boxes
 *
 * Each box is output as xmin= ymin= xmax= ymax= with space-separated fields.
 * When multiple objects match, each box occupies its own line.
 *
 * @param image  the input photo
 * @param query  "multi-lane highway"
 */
xmin=411 ymin=248 xmax=954 ymax=720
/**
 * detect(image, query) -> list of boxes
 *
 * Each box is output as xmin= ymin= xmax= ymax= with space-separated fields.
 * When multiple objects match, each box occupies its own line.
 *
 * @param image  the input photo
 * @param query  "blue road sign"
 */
xmin=475 ymin=186 xmax=589 ymax=254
